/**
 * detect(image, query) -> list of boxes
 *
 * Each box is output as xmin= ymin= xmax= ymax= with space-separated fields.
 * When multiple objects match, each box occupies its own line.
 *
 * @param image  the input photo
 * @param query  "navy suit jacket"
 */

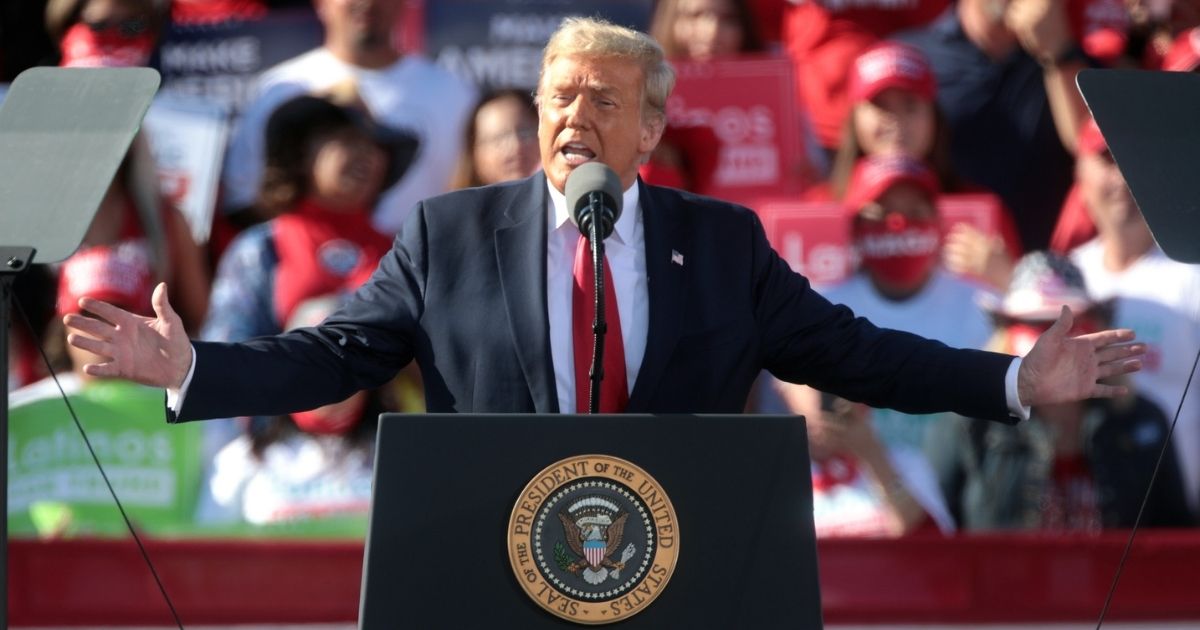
xmin=177 ymin=173 xmax=1015 ymax=422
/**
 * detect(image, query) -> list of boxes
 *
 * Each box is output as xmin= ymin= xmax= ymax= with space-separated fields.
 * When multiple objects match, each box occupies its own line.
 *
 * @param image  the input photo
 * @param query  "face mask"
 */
xmin=60 ymin=21 xmax=155 ymax=68
xmin=291 ymin=394 xmax=366 ymax=435
xmin=853 ymin=214 xmax=941 ymax=291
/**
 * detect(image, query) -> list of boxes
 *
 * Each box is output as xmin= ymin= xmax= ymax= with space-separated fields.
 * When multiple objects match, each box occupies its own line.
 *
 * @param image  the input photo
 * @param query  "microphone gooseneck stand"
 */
xmin=584 ymin=191 xmax=609 ymax=415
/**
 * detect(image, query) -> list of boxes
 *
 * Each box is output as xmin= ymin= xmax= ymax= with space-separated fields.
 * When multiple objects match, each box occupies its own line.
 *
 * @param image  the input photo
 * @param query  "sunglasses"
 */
xmin=82 ymin=15 xmax=150 ymax=37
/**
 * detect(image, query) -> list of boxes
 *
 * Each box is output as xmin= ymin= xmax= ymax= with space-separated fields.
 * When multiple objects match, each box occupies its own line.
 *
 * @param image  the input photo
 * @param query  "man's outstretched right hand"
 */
xmin=63 ymin=282 xmax=193 ymax=390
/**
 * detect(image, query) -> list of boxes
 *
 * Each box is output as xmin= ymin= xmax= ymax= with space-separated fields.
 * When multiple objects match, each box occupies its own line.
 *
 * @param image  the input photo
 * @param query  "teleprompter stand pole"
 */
xmin=0 ymin=246 xmax=35 ymax=629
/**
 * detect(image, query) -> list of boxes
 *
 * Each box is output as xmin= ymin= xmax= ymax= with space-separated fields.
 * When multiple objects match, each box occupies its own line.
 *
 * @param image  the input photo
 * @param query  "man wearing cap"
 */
xmin=65 ymin=19 xmax=1142 ymax=434
xmin=1067 ymin=118 xmax=1200 ymax=516
xmin=929 ymin=251 xmax=1193 ymax=530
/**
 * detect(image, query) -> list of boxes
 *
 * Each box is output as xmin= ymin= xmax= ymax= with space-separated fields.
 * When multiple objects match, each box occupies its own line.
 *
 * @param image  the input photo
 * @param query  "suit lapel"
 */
xmin=628 ymin=181 xmax=688 ymax=410
xmin=495 ymin=173 xmax=559 ymax=413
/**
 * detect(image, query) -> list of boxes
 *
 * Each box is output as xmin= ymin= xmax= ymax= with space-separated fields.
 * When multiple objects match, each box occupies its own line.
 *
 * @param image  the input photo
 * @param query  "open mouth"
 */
xmin=560 ymin=142 xmax=596 ymax=166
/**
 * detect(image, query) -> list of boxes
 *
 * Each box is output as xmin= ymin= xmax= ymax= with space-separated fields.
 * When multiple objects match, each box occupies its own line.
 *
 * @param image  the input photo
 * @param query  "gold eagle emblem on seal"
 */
xmin=507 ymin=454 xmax=679 ymax=625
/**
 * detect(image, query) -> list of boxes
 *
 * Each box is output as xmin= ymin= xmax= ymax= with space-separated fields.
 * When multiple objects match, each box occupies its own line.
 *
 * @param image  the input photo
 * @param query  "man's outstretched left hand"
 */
xmin=1017 ymin=305 xmax=1146 ymax=407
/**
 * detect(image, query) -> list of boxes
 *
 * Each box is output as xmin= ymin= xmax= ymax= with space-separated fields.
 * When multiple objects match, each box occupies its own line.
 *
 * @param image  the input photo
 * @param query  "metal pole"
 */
xmin=1 ymin=272 xmax=13 ymax=630
xmin=0 ymin=247 xmax=35 ymax=630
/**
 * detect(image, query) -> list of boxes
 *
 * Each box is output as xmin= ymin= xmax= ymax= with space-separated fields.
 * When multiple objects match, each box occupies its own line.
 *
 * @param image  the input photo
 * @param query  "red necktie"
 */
xmin=573 ymin=234 xmax=628 ymax=413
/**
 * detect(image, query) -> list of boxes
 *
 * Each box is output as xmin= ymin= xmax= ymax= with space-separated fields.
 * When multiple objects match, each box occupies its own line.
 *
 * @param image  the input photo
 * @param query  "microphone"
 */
xmin=563 ymin=162 xmax=623 ymax=414
xmin=565 ymin=162 xmax=623 ymax=240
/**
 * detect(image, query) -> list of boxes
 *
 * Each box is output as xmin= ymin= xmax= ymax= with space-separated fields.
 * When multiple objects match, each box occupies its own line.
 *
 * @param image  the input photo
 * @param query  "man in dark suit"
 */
xmin=64 ymin=17 xmax=1143 ymax=424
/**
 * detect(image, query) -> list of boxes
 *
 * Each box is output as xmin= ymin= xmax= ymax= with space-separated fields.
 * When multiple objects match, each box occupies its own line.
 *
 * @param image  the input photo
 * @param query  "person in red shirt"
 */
xmin=45 ymin=0 xmax=212 ymax=332
xmin=1161 ymin=25 xmax=1200 ymax=71
xmin=6 ymin=0 xmax=207 ymax=390
xmin=819 ymin=41 xmax=1021 ymax=288
xmin=1050 ymin=117 xmax=1107 ymax=254
xmin=198 ymin=93 xmax=417 ymax=480
xmin=171 ymin=0 xmax=267 ymax=25
xmin=781 ymin=0 xmax=949 ymax=153
xmin=204 ymin=94 xmax=393 ymax=342
xmin=45 ymin=0 xmax=166 ymax=68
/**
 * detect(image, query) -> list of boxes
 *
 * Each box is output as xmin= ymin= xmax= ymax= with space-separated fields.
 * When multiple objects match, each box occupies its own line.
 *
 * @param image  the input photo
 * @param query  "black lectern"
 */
xmin=359 ymin=414 xmax=822 ymax=629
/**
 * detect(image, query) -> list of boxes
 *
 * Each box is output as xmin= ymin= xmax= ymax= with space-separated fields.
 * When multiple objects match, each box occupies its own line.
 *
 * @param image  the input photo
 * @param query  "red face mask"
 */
xmin=290 ymin=393 xmax=366 ymax=435
xmin=853 ymin=213 xmax=941 ymax=291
xmin=60 ymin=21 xmax=155 ymax=68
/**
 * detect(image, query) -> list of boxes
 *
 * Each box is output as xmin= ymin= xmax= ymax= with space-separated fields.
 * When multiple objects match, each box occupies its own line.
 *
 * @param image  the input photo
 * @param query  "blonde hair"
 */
xmin=537 ymin=17 xmax=676 ymax=122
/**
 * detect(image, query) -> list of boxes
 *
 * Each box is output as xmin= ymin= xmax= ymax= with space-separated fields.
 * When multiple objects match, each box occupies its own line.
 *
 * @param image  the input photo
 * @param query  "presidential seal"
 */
xmin=507 ymin=454 xmax=679 ymax=625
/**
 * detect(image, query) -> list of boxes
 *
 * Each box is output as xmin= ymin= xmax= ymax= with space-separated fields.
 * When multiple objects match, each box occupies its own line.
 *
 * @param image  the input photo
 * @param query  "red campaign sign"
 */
xmin=938 ymin=193 xmax=999 ymax=235
xmin=667 ymin=56 xmax=814 ymax=206
xmin=756 ymin=194 xmax=1003 ymax=287
xmin=758 ymin=199 xmax=852 ymax=287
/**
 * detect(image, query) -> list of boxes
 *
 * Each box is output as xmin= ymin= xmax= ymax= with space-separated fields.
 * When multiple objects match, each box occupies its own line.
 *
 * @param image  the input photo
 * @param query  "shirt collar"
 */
xmin=547 ymin=175 xmax=640 ymax=245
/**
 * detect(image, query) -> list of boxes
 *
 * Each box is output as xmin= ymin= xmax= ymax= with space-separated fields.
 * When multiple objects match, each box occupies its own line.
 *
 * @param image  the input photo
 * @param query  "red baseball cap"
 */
xmin=57 ymin=241 xmax=154 ymax=318
xmin=1163 ymin=27 xmax=1200 ymax=72
xmin=1068 ymin=0 xmax=1130 ymax=66
xmin=847 ymin=41 xmax=936 ymax=104
xmin=1076 ymin=117 xmax=1108 ymax=157
xmin=843 ymin=155 xmax=940 ymax=214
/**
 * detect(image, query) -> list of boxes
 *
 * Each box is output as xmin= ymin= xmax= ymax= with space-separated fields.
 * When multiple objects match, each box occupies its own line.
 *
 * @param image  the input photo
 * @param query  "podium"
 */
xmin=359 ymin=414 xmax=823 ymax=628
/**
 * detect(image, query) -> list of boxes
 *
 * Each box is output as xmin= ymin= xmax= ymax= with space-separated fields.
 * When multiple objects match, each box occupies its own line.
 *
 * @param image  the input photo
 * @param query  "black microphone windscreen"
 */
xmin=565 ymin=162 xmax=623 ymax=231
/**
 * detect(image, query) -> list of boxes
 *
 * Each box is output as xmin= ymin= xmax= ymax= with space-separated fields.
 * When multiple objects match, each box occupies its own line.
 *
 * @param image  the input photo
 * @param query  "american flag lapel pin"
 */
xmin=671 ymin=250 xmax=684 ymax=266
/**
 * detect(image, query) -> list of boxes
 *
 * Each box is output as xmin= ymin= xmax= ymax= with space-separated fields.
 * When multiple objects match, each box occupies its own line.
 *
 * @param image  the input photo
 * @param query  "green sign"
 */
xmin=8 ymin=378 xmax=204 ymax=537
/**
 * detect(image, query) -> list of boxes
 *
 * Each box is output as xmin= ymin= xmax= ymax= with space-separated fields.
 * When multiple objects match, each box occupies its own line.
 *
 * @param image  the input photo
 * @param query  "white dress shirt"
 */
xmin=546 ymin=180 xmax=648 ymax=413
